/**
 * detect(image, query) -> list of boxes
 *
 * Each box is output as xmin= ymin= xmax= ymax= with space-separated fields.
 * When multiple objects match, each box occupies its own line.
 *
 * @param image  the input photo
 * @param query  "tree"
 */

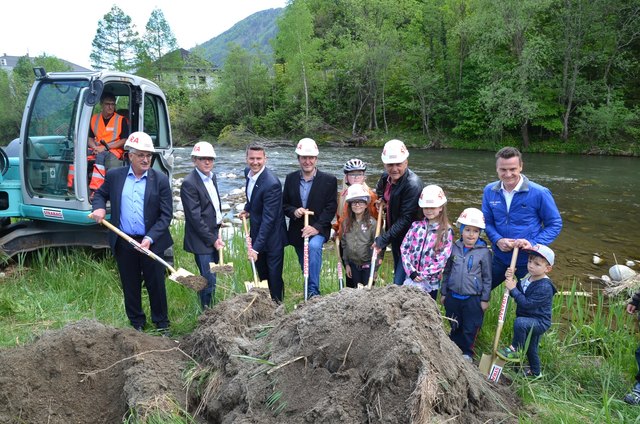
xmin=143 ymin=8 xmax=178 ymax=62
xmin=90 ymin=5 xmax=139 ymax=71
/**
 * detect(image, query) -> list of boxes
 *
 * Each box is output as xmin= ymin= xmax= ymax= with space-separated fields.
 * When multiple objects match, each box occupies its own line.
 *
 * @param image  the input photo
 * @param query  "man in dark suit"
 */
xmin=91 ymin=132 xmax=173 ymax=332
xmin=180 ymin=141 xmax=224 ymax=309
xmin=283 ymin=138 xmax=338 ymax=299
xmin=239 ymin=143 xmax=287 ymax=302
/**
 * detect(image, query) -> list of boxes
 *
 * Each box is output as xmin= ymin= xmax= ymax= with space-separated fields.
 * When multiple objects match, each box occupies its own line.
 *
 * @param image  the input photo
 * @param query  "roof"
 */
xmin=1 ymin=53 xmax=93 ymax=72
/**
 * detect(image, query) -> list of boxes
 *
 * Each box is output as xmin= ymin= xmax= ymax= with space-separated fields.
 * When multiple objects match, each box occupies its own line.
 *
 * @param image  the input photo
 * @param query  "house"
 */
xmin=1 ymin=53 xmax=92 ymax=73
xmin=152 ymin=49 xmax=218 ymax=90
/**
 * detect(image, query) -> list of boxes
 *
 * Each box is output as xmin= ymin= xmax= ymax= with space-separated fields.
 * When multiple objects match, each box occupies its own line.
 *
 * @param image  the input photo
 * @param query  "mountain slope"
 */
xmin=192 ymin=8 xmax=284 ymax=68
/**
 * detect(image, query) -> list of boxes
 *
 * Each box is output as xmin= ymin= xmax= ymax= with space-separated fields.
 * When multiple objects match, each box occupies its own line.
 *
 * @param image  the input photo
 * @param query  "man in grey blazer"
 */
xmin=239 ymin=143 xmax=287 ymax=302
xmin=180 ymin=141 xmax=224 ymax=309
xmin=283 ymin=138 xmax=338 ymax=299
xmin=91 ymin=132 xmax=173 ymax=332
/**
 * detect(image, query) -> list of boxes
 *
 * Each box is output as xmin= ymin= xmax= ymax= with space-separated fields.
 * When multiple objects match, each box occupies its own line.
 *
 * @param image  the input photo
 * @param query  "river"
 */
xmin=173 ymin=145 xmax=640 ymax=290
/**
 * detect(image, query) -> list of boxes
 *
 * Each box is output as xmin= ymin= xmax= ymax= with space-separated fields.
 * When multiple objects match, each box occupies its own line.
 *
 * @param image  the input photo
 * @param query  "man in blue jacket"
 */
xmin=240 ymin=143 xmax=287 ymax=302
xmin=482 ymin=146 xmax=562 ymax=289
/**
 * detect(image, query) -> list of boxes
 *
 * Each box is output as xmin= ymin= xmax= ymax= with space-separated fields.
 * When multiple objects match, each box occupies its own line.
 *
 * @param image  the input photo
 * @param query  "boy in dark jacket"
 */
xmin=442 ymin=208 xmax=492 ymax=361
xmin=497 ymin=244 xmax=557 ymax=377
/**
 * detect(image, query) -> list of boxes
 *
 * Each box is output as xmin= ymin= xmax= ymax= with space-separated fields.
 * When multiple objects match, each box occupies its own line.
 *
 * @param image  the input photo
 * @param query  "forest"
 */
xmin=1 ymin=0 xmax=640 ymax=154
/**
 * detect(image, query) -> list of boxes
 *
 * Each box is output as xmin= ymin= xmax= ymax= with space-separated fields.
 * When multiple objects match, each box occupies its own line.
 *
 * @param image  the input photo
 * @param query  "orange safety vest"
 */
xmin=90 ymin=113 xmax=125 ymax=160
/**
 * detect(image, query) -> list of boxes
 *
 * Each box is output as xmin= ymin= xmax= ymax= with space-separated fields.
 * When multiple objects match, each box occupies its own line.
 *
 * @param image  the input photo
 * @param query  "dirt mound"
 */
xmin=186 ymin=286 xmax=520 ymax=423
xmin=0 ymin=287 xmax=521 ymax=423
xmin=0 ymin=320 xmax=188 ymax=423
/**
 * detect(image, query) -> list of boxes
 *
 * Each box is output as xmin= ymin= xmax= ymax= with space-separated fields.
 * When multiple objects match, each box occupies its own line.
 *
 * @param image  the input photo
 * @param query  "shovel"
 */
xmin=302 ymin=210 xmax=315 ymax=301
xmin=335 ymin=236 xmax=344 ymax=290
xmin=210 ymin=239 xmax=234 ymax=274
xmin=479 ymin=247 xmax=519 ymax=382
xmin=365 ymin=203 xmax=384 ymax=289
xmin=91 ymin=215 xmax=207 ymax=291
xmin=241 ymin=215 xmax=268 ymax=292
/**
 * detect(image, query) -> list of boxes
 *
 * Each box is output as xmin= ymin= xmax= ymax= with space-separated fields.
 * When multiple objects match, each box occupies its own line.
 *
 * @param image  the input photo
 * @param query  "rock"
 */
xmin=592 ymin=255 xmax=604 ymax=265
xmin=234 ymin=203 xmax=246 ymax=212
xmin=229 ymin=188 xmax=244 ymax=196
xmin=626 ymin=260 xmax=636 ymax=267
xmin=601 ymin=275 xmax=612 ymax=283
xmin=609 ymin=265 xmax=637 ymax=282
xmin=221 ymin=203 xmax=231 ymax=211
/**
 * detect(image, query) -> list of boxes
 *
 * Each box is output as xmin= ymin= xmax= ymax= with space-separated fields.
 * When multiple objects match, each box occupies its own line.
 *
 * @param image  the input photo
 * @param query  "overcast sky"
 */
xmin=1 ymin=0 xmax=287 ymax=69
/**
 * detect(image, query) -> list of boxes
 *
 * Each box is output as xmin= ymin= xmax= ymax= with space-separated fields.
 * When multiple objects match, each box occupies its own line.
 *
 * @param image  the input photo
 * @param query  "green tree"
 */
xmin=90 ymin=5 xmax=139 ymax=71
xmin=143 ymin=8 xmax=178 ymax=62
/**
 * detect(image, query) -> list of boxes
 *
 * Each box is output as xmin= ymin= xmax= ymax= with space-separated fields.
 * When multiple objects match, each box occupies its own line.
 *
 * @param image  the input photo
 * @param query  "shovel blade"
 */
xmin=170 ymin=268 xmax=207 ymax=292
xmin=488 ymin=358 xmax=506 ymax=382
xmin=244 ymin=280 xmax=269 ymax=292
xmin=478 ymin=353 xmax=493 ymax=376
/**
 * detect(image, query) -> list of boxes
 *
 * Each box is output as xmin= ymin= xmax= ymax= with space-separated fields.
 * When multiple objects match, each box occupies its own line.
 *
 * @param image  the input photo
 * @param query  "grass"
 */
xmin=2 ymin=223 xmax=640 ymax=422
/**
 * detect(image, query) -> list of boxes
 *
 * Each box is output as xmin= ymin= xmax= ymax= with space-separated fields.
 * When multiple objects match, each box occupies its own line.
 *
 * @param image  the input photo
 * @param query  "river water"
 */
xmin=173 ymin=146 xmax=639 ymax=290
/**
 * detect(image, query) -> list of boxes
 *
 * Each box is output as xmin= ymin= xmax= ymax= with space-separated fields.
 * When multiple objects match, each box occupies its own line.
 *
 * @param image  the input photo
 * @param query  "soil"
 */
xmin=0 ymin=286 xmax=522 ymax=423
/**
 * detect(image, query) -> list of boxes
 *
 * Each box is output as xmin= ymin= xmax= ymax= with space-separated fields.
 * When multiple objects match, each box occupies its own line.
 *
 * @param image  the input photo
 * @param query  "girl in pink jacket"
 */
xmin=400 ymin=185 xmax=453 ymax=299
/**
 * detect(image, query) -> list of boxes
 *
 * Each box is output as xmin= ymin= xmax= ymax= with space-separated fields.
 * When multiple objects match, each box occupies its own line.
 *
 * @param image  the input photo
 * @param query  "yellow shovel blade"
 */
xmin=478 ymin=353 xmax=493 ymax=376
xmin=244 ymin=280 xmax=269 ymax=292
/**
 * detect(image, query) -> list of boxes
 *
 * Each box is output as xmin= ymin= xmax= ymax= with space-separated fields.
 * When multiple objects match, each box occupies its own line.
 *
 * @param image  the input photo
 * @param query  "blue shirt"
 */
xmin=299 ymin=170 xmax=315 ymax=208
xmin=120 ymin=167 xmax=147 ymax=236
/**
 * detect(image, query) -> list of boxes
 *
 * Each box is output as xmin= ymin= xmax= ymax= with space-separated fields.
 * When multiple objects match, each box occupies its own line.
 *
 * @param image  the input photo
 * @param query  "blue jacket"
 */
xmin=442 ymin=238 xmax=493 ymax=302
xmin=510 ymin=276 xmax=557 ymax=330
xmin=482 ymin=175 xmax=562 ymax=268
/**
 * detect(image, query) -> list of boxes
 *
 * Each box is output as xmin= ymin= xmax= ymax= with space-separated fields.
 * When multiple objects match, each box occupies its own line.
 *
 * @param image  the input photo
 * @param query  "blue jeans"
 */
xmin=194 ymin=252 xmax=218 ymax=309
xmin=295 ymin=234 xmax=325 ymax=298
xmin=391 ymin=243 xmax=406 ymax=285
xmin=512 ymin=316 xmax=547 ymax=375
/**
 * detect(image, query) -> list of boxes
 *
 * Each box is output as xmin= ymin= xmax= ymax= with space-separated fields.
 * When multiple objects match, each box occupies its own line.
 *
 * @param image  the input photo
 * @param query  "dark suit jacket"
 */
xmin=244 ymin=166 xmax=287 ymax=253
xmin=92 ymin=166 xmax=173 ymax=254
xmin=282 ymin=168 xmax=337 ymax=249
xmin=180 ymin=168 xmax=222 ymax=254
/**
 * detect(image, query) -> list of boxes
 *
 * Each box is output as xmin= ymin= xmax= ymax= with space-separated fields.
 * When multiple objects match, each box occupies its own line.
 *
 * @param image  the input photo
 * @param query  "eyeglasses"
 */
xmin=196 ymin=157 xmax=215 ymax=162
xmin=350 ymin=200 xmax=367 ymax=206
xmin=131 ymin=152 xmax=153 ymax=160
xmin=102 ymin=102 xmax=116 ymax=107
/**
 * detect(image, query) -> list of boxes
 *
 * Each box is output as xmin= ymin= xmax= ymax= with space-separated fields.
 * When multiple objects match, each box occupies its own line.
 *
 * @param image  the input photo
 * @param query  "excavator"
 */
xmin=0 ymin=67 xmax=174 ymax=260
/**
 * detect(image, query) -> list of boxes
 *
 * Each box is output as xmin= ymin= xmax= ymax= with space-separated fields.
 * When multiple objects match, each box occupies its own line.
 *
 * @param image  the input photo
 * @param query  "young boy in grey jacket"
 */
xmin=441 ymin=208 xmax=492 ymax=361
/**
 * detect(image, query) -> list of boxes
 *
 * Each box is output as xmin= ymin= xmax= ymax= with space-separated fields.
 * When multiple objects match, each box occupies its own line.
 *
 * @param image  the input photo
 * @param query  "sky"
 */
xmin=1 ymin=0 xmax=288 ymax=69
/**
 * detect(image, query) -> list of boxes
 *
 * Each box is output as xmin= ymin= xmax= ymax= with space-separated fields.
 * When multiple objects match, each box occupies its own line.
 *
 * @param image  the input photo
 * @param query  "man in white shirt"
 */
xmin=180 ymin=141 xmax=224 ymax=308
xmin=239 ymin=143 xmax=287 ymax=302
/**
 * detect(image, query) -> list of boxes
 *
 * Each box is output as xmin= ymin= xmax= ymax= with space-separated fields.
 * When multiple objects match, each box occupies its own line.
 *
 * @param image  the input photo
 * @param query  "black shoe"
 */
xmin=133 ymin=325 xmax=144 ymax=332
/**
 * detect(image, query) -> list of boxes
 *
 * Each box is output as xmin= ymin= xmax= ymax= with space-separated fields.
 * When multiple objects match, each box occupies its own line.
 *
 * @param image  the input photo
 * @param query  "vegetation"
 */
xmin=2 ymin=0 xmax=640 ymax=154
xmin=2 ymin=225 xmax=640 ymax=422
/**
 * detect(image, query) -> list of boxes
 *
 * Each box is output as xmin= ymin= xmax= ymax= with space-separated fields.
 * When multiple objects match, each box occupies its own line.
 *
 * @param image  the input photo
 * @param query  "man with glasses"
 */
xmin=180 ymin=141 xmax=224 ymax=309
xmin=91 ymin=132 xmax=173 ymax=333
xmin=283 ymin=138 xmax=338 ymax=299
xmin=68 ymin=92 xmax=129 ymax=197
xmin=373 ymin=139 xmax=423 ymax=285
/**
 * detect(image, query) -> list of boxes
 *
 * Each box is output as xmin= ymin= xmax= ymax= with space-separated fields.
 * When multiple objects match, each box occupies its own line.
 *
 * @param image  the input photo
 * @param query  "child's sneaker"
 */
xmin=521 ymin=366 xmax=541 ymax=378
xmin=496 ymin=346 xmax=521 ymax=362
xmin=462 ymin=354 xmax=473 ymax=362
xmin=623 ymin=383 xmax=640 ymax=405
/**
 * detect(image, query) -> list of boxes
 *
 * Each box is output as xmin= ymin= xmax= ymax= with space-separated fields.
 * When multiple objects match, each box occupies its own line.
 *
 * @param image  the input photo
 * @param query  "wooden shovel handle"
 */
xmin=491 ymin=247 xmax=519 ymax=356
xmin=303 ymin=210 xmax=314 ymax=227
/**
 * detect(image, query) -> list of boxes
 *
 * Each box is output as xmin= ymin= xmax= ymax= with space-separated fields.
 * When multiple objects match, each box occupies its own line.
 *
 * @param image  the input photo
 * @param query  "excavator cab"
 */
xmin=0 ymin=69 xmax=174 ymax=258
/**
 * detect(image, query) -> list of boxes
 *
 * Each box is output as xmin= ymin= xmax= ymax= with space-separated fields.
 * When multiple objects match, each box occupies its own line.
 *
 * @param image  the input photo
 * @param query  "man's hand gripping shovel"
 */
xmin=241 ymin=215 xmax=268 ymax=292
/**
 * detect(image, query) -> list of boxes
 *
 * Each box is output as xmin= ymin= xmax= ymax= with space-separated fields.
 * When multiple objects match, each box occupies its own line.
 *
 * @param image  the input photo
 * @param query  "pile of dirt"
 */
xmin=0 ymin=286 xmax=521 ymax=423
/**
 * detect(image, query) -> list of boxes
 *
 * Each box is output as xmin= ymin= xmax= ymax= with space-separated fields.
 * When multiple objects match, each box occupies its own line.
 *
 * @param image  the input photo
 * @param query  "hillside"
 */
xmin=192 ymin=8 xmax=284 ymax=68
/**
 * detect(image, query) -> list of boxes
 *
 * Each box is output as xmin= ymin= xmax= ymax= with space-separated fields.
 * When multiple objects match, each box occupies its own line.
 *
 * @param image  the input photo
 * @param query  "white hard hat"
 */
xmin=191 ymin=141 xmax=216 ymax=158
xmin=295 ymin=138 xmax=319 ymax=156
xmin=456 ymin=207 xmax=485 ymax=229
xmin=381 ymin=139 xmax=409 ymax=164
xmin=418 ymin=185 xmax=447 ymax=208
xmin=124 ymin=131 xmax=155 ymax=153
xmin=345 ymin=184 xmax=370 ymax=203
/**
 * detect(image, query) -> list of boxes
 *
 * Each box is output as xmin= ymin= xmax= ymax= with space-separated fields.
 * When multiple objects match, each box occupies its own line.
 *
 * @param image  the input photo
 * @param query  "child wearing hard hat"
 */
xmin=400 ymin=185 xmax=453 ymax=299
xmin=496 ymin=244 xmax=557 ymax=377
xmin=441 ymin=208 xmax=492 ymax=361
xmin=340 ymin=184 xmax=381 ymax=286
